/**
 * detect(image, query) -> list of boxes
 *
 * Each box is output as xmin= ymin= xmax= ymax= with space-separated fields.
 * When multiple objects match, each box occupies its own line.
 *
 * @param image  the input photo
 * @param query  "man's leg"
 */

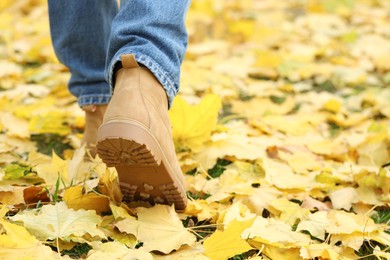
xmin=47 ymin=0 xmax=117 ymax=155
xmin=97 ymin=0 xmax=191 ymax=210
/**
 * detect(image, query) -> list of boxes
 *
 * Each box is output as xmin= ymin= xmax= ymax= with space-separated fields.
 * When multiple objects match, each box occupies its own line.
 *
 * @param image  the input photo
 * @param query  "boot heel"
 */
xmin=97 ymin=137 xmax=158 ymax=167
xmin=96 ymin=120 xmax=187 ymax=211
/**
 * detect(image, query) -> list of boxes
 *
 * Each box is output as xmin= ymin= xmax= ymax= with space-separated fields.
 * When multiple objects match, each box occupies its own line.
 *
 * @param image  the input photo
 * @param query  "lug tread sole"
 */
xmin=97 ymin=137 xmax=186 ymax=211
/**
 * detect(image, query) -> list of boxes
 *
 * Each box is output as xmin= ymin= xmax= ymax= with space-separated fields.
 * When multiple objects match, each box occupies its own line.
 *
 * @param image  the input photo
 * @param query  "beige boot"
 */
xmin=96 ymin=54 xmax=187 ymax=211
xmin=82 ymin=105 xmax=107 ymax=158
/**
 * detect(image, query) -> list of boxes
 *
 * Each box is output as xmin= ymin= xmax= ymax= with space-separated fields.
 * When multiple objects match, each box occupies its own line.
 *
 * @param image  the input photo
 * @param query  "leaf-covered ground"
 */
xmin=1 ymin=0 xmax=390 ymax=259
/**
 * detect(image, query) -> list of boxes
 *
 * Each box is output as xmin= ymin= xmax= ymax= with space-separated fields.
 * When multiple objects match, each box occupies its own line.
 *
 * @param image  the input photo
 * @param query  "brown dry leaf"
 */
xmin=23 ymin=186 xmax=50 ymax=205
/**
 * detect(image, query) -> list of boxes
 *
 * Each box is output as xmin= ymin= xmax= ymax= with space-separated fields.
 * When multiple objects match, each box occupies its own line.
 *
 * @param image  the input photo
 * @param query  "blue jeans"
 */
xmin=48 ymin=0 xmax=190 ymax=108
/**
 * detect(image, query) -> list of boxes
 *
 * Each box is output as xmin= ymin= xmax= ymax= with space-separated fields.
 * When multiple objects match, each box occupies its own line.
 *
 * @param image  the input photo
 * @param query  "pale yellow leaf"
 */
xmin=242 ymin=216 xmax=311 ymax=248
xmin=329 ymin=187 xmax=357 ymax=210
xmin=0 ymin=112 xmax=29 ymax=138
xmin=205 ymin=169 xmax=255 ymax=202
xmin=195 ymin=132 xmax=265 ymax=170
xmin=115 ymin=205 xmax=196 ymax=254
xmin=263 ymin=158 xmax=319 ymax=190
xmin=0 ymin=186 xmax=25 ymax=205
xmin=240 ymin=186 xmax=283 ymax=216
xmin=373 ymin=246 xmax=390 ymax=260
xmin=0 ymin=217 xmax=58 ymax=260
xmin=10 ymin=201 xmax=106 ymax=241
xmin=87 ymin=241 xmax=153 ymax=260
xmin=262 ymin=114 xmax=315 ymax=136
xmin=326 ymin=210 xmax=377 ymax=235
xmin=296 ymin=211 xmax=329 ymax=240
xmin=153 ymin=244 xmax=209 ymax=260
xmin=218 ymin=201 xmax=256 ymax=226
xmin=269 ymin=198 xmax=310 ymax=226
xmin=300 ymin=243 xmax=340 ymax=260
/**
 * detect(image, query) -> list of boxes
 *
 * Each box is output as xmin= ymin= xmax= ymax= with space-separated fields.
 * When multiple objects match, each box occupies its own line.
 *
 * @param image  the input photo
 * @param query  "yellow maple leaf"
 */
xmin=28 ymin=111 xmax=71 ymax=136
xmin=10 ymin=201 xmax=106 ymax=241
xmin=169 ymin=94 xmax=222 ymax=151
xmin=204 ymin=218 xmax=255 ymax=260
xmin=0 ymin=207 xmax=58 ymax=259
xmin=115 ymin=205 xmax=196 ymax=254
xmin=63 ymin=185 xmax=110 ymax=215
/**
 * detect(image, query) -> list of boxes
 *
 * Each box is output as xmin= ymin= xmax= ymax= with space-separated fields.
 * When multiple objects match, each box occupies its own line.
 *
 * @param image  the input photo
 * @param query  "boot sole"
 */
xmin=96 ymin=119 xmax=187 ymax=211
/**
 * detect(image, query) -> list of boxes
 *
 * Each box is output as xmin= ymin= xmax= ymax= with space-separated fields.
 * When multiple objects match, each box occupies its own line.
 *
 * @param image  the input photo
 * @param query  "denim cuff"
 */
xmin=106 ymin=51 xmax=178 ymax=108
xmin=77 ymin=94 xmax=111 ymax=107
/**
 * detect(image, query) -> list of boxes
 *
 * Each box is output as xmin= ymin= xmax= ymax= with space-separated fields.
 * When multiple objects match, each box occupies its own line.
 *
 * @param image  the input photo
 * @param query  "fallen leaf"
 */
xmin=296 ymin=211 xmax=330 ymax=240
xmin=0 ymin=186 xmax=25 ymax=205
xmin=269 ymin=198 xmax=310 ymax=226
xmin=115 ymin=205 xmax=196 ymax=254
xmin=97 ymin=168 xmax=123 ymax=203
xmin=29 ymin=111 xmax=71 ymax=136
xmin=23 ymin=186 xmax=50 ymax=205
xmin=329 ymin=187 xmax=357 ymax=210
xmin=10 ymin=201 xmax=106 ymax=241
xmin=87 ymin=241 xmax=153 ymax=260
xmin=169 ymin=94 xmax=222 ymax=151
xmin=63 ymin=185 xmax=110 ymax=215
xmin=242 ymin=216 xmax=312 ymax=248
xmin=204 ymin=218 xmax=255 ymax=260
xmin=218 ymin=201 xmax=256 ymax=226
xmin=0 ymin=209 xmax=58 ymax=259
xmin=300 ymin=243 xmax=340 ymax=260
